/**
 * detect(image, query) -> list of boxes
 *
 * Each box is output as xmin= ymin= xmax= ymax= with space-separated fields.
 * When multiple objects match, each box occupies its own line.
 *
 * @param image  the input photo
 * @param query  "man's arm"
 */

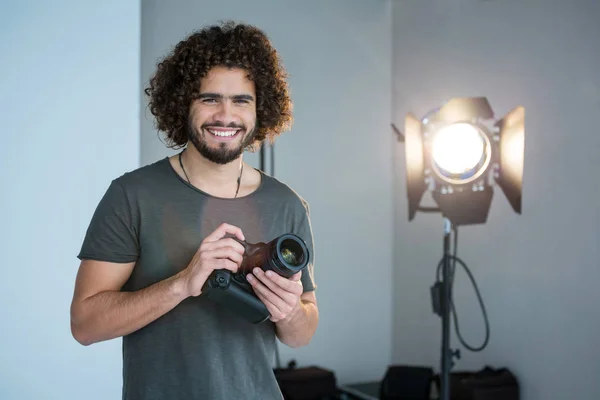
xmin=275 ymin=291 xmax=319 ymax=348
xmin=70 ymin=259 xmax=188 ymax=346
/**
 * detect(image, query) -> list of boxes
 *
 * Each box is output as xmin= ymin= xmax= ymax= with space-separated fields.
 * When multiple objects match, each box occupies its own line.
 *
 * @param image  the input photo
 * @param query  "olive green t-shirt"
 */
xmin=77 ymin=157 xmax=316 ymax=400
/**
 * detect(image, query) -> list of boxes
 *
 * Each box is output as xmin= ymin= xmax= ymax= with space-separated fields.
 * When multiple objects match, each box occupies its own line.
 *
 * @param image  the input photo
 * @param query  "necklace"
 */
xmin=178 ymin=150 xmax=244 ymax=198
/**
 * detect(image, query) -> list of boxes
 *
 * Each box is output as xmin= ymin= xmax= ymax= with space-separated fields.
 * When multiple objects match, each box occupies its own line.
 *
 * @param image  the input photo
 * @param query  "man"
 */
xmin=70 ymin=21 xmax=318 ymax=400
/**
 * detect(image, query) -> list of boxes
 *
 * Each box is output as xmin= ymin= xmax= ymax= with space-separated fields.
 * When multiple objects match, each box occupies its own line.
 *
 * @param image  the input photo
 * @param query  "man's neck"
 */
xmin=180 ymin=146 xmax=243 ymax=193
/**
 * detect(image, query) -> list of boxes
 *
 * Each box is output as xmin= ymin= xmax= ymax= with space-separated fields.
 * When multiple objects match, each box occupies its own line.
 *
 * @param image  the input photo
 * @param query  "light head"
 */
xmin=403 ymin=97 xmax=525 ymax=226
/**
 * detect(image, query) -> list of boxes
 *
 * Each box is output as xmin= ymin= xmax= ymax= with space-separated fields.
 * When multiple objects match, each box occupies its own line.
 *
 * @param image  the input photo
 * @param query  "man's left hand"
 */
xmin=246 ymin=268 xmax=303 ymax=323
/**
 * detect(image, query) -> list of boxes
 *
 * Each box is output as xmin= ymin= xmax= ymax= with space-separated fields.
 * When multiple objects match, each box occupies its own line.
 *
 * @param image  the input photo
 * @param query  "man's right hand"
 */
xmin=179 ymin=223 xmax=246 ymax=298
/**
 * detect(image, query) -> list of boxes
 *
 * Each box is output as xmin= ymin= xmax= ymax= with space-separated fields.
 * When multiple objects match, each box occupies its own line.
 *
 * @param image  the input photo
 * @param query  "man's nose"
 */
xmin=213 ymin=100 xmax=235 ymax=123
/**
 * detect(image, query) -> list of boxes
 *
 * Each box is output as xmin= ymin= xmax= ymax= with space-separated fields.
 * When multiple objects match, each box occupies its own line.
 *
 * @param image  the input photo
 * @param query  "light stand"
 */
xmin=259 ymin=142 xmax=275 ymax=177
xmin=393 ymin=97 xmax=525 ymax=400
xmin=437 ymin=217 xmax=461 ymax=400
xmin=259 ymin=141 xmax=282 ymax=370
xmin=440 ymin=218 xmax=452 ymax=400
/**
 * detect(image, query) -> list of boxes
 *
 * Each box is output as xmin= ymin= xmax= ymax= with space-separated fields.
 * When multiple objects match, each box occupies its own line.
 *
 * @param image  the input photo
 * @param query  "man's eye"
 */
xmin=203 ymin=98 xmax=217 ymax=103
xmin=234 ymin=99 xmax=249 ymax=104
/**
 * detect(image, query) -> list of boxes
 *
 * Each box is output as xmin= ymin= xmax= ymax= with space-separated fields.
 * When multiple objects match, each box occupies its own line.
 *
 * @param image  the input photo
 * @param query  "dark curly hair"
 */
xmin=144 ymin=21 xmax=293 ymax=150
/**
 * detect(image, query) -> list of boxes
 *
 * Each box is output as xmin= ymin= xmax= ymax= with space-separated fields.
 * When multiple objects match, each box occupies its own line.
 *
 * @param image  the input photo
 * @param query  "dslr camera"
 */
xmin=201 ymin=233 xmax=310 ymax=324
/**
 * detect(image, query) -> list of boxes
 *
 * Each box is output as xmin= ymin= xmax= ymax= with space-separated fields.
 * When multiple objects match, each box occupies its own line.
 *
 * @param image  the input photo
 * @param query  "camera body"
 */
xmin=201 ymin=233 xmax=310 ymax=324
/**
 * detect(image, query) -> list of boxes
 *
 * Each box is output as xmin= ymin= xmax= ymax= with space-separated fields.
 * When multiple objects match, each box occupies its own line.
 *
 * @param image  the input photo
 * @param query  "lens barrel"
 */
xmin=235 ymin=233 xmax=309 ymax=279
xmin=266 ymin=234 xmax=309 ymax=278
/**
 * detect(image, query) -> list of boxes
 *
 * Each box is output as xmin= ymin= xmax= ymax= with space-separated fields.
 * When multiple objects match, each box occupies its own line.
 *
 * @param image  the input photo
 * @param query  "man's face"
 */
xmin=187 ymin=66 xmax=257 ymax=165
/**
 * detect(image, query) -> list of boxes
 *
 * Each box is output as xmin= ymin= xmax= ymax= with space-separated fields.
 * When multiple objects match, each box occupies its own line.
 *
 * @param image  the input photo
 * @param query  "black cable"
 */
xmin=436 ymin=227 xmax=490 ymax=352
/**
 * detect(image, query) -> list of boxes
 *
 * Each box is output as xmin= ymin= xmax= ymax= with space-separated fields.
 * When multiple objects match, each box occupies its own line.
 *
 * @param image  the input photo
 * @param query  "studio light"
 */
xmin=403 ymin=97 xmax=525 ymax=226
xmin=393 ymin=97 xmax=525 ymax=400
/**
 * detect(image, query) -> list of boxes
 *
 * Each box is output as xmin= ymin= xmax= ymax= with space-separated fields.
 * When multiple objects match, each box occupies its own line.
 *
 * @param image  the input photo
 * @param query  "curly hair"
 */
xmin=144 ymin=21 xmax=293 ymax=150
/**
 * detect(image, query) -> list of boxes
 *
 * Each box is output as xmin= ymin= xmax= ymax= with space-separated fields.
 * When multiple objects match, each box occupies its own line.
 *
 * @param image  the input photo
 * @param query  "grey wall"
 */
xmin=391 ymin=1 xmax=600 ymax=399
xmin=0 ymin=1 xmax=141 ymax=399
xmin=141 ymin=0 xmax=394 ymax=385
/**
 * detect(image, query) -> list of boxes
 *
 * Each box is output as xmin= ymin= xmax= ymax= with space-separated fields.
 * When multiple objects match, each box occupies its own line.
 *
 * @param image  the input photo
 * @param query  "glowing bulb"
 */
xmin=431 ymin=123 xmax=486 ymax=175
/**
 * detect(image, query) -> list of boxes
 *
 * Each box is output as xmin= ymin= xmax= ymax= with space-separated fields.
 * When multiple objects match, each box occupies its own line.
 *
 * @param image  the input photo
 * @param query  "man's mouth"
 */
xmin=205 ymin=127 xmax=242 ymax=139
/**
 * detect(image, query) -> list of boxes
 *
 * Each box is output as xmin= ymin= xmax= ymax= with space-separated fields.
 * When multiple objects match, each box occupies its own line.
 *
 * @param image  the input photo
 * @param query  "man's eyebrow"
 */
xmin=232 ymin=94 xmax=255 ymax=101
xmin=198 ymin=93 xmax=254 ymax=101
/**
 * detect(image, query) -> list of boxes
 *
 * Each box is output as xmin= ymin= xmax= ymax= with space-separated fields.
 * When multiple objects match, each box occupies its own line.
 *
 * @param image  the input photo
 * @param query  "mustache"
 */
xmin=201 ymin=121 xmax=246 ymax=131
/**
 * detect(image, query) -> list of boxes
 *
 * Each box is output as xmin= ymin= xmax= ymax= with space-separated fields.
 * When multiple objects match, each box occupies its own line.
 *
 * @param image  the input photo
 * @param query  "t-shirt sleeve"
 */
xmin=77 ymin=179 xmax=139 ymax=263
xmin=294 ymin=201 xmax=317 ymax=293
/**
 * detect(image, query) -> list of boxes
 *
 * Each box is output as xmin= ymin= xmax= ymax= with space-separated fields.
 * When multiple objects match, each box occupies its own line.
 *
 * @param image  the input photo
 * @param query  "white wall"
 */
xmin=0 ymin=1 xmax=140 ymax=399
xmin=391 ymin=1 xmax=600 ymax=399
xmin=141 ymin=0 xmax=394 ymax=384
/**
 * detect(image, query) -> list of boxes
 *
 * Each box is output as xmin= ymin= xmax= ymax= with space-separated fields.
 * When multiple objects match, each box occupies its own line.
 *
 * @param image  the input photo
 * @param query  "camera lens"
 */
xmin=265 ymin=234 xmax=309 ymax=278
xmin=279 ymin=238 xmax=304 ymax=266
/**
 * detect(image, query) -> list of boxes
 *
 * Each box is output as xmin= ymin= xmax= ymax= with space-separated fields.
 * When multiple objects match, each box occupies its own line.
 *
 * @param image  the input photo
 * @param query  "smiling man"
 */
xmin=70 ymin=21 xmax=318 ymax=400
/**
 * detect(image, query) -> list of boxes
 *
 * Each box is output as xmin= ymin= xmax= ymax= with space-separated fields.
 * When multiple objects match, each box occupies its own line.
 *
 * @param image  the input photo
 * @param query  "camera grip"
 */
xmin=229 ymin=237 xmax=269 ymax=273
xmin=202 ymin=270 xmax=270 ymax=324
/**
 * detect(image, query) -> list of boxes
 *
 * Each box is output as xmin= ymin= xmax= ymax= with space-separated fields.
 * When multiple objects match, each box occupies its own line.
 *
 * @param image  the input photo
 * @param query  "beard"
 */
xmin=187 ymin=118 xmax=256 ymax=165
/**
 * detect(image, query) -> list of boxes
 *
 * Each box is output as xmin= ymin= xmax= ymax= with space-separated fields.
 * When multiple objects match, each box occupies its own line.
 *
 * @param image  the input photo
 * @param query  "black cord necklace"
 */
xmin=179 ymin=150 xmax=244 ymax=198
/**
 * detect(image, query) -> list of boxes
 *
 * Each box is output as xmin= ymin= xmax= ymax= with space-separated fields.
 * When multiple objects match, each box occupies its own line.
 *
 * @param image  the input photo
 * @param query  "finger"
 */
xmin=204 ymin=258 xmax=239 ymax=274
xmin=253 ymin=286 xmax=285 ymax=321
xmin=202 ymin=248 xmax=244 ymax=266
xmin=246 ymin=273 xmax=288 ymax=310
xmin=203 ymin=223 xmax=245 ymax=243
xmin=202 ymin=238 xmax=245 ymax=255
xmin=254 ymin=291 xmax=282 ymax=322
xmin=257 ymin=269 xmax=303 ymax=296
xmin=222 ymin=238 xmax=246 ymax=254
xmin=251 ymin=270 xmax=303 ymax=314
xmin=217 ymin=258 xmax=239 ymax=273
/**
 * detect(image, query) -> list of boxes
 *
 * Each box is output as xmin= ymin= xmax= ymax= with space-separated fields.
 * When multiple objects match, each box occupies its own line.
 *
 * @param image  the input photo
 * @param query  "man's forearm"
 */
xmin=275 ymin=300 xmax=319 ymax=348
xmin=71 ymin=274 xmax=188 ymax=346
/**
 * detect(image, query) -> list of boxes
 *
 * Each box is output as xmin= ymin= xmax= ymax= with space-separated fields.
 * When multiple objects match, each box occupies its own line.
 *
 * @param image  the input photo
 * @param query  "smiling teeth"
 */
xmin=208 ymin=129 xmax=237 ymax=137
